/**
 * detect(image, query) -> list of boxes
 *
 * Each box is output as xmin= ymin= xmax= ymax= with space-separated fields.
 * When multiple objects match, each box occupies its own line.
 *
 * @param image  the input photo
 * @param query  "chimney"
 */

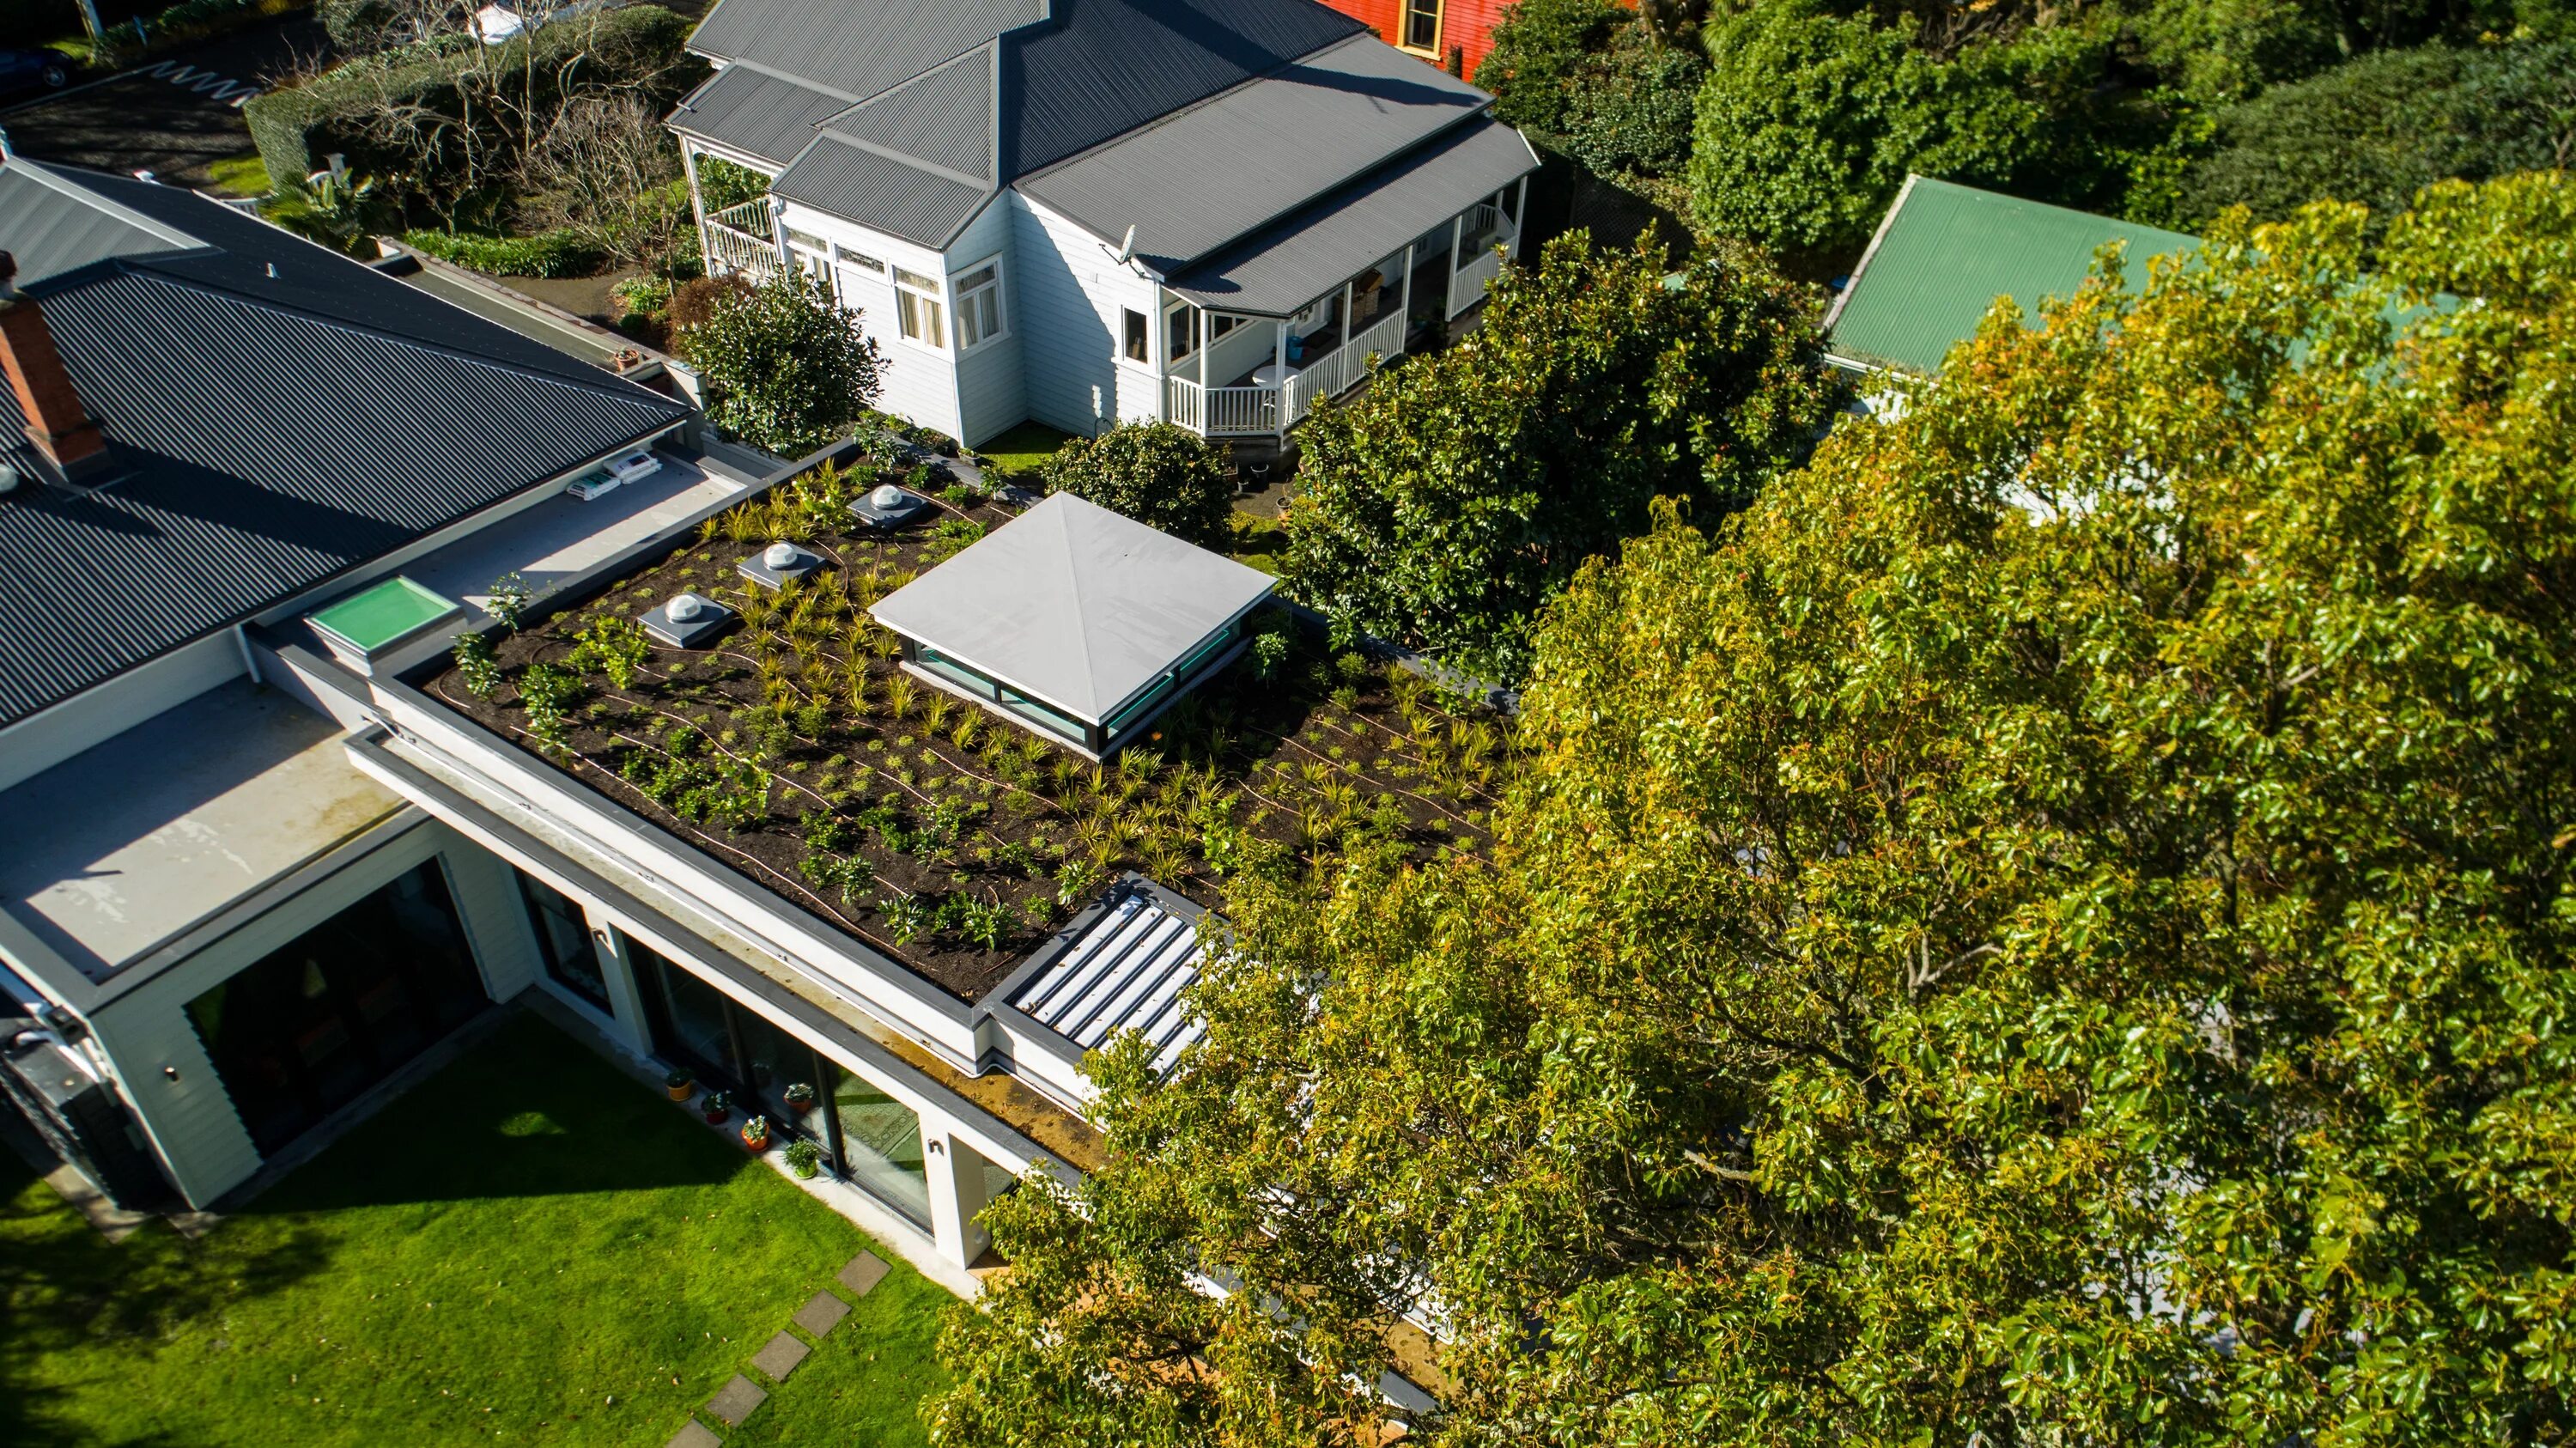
xmin=0 ymin=252 xmax=109 ymax=482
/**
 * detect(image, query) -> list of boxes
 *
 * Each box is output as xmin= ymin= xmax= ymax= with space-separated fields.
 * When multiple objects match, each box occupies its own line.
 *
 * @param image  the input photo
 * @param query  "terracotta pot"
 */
xmin=666 ymin=1082 xmax=693 ymax=1103
xmin=702 ymin=1106 xmax=728 ymax=1125
xmin=741 ymin=1126 xmax=770 ymax=1152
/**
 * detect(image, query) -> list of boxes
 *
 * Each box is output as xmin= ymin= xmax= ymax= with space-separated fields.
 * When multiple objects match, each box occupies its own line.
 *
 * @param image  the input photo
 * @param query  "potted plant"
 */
xmin=665 ymin=1068 xmax=694 ymax=1103
xmin=782 ymin=1081 xmax=816 ymax=1112
xmin=701 ymin=1089 xmax=732 ymax=1126
xmin=739 ymin=1114 xmax=772 ymax=1153
xmin=784 ymin=1140 xmax=822 ymax=1179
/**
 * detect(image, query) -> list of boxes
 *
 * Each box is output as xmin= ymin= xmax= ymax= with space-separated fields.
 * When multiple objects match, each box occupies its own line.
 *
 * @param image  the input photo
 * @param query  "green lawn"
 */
xmin=975 ymin=421 xmax=1075 ymax=479
xmin=204 ymin=154 xmax=273 ymax=199
xmin=1 ymin=1013 xmax=952 ymax=1447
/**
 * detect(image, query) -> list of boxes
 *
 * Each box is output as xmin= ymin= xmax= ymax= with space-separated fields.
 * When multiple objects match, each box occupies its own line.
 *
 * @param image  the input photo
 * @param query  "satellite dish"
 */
xmin=763 ymin=542 xmax=799 ymax=569
xmin=872 ymin=484 xmax=907 ymax=508
xmin=667 ymin=593 xmax=706 ymax=623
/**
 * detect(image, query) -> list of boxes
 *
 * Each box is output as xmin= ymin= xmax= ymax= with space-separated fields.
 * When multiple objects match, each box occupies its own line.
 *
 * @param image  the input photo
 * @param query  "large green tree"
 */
xmin=928 ymin=174 xmax=2576 ymax=1445
xmin=1280 ymin=234 xmax=1841 ymax=683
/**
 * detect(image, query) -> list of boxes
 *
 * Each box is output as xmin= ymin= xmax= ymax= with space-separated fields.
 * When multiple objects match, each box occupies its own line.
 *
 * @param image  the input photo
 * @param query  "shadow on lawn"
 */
xmin=235 ymin=1012 xmax=748 ymax=1215
xmin=0 ymin=1152 xmax=331 ymax=1448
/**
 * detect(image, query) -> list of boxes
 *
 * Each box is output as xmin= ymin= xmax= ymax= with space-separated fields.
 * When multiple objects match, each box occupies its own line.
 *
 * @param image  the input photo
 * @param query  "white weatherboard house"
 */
xmin=668 ymin=0 xmax=1539 ymax=450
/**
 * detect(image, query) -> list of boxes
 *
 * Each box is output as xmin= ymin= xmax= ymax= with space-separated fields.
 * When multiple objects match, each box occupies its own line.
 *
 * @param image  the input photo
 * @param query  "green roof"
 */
xmin=1824 ymin=176 xmax=2202 ymax=376
xmin=307 ymin=576 xmax=462 ymax=656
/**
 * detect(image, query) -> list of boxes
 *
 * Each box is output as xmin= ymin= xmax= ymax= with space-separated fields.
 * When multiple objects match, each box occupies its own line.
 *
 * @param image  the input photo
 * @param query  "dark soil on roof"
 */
xmin=420 ymin=459 xmax=1508 ymax=1003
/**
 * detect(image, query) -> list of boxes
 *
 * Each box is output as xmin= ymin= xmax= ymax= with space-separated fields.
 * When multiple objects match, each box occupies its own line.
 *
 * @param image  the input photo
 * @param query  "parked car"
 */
xmin=0 ymin=48 xmax=74 ymax=98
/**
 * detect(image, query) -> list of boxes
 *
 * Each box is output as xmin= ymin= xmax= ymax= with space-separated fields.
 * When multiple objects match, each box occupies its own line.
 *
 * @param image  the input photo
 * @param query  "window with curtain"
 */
xmin=955 ymin=262 xmax=1005 ymax=350
xmin=895 ymin=266 xmax=946 ymax=347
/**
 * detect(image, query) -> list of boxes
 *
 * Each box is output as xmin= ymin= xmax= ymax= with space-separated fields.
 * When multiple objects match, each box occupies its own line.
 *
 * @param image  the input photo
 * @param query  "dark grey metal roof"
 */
xmin=769 ymin=137 xmax=994 ymax=247
xmin=687 ymin=0 xmax=1040 ymax=104
xmin=1016 ymin=33 xmax=1490 ymax=273
xmin=0 ymin=164 xmax=200 ymax=286
xmin=869 ymin=492 xmax=1274 ymax=721
xmin=1004 ymin=882 xmax=1207 ymax=1073
xmin=824 ymin=43 xmax=993 ymax=181
xmin=670 ymin=63 xmax=856 ymax=169
xmin=1000 ymin=0 xmax=1369 ymax=177
xmin=0 ymin=161 xmax=691 ymax=729
xmin=1169 ymin=116 xmax=1538 ymax=315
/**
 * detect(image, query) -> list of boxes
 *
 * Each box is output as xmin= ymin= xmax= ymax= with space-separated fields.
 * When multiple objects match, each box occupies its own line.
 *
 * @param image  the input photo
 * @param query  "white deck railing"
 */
xmin=1168 ymin=304 xmax=1407 ymax=437
xmin=1282 ymin=307 xmax=1406 ymax=424
xmin=703 ymin=196 xmax=781 ymax=283
xmin=1449 ymin=244 xmax=1505 ymax=318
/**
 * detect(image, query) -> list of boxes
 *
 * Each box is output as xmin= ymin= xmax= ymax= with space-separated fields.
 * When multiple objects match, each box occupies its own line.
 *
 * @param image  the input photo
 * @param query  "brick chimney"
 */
xmin=0 ymin=251 xmax=108 ymax=481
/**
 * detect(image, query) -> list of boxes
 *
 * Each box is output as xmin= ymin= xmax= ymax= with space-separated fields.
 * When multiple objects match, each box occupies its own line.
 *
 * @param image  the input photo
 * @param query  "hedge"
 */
xmin=243 ymin=3 xmax=697 ymax=193
xmin=401 ymin=228 xmax=607 ymax=277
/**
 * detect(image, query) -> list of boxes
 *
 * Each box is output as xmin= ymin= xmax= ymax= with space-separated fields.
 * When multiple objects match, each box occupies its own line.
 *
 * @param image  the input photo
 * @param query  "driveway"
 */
xmin=0 ymin=15 xmax=326 ymax=189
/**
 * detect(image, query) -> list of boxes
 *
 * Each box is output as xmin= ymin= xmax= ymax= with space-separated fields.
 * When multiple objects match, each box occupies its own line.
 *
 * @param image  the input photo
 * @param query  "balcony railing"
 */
xmin=1168 ymin=304 xmax=1408 ymax=438
xmin=703 ymin=196 xmax=781 ymax=283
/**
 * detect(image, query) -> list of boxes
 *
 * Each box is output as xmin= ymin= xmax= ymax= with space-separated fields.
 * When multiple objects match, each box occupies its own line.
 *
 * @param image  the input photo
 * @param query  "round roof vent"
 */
xmin=763 ymin=542 xmax=799 ymax=569
xmin=667 ymin=593 xmax=707 ymax=623
xmin=871 ymin=484 xmax=907 ymax=508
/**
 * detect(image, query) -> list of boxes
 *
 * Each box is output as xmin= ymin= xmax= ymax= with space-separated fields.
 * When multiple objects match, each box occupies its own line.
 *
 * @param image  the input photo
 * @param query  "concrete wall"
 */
xmin=0 ymin=630 xmax=244 ymax=793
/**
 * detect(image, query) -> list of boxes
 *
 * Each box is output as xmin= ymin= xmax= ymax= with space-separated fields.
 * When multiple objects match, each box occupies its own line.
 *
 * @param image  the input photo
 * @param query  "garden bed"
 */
xmin=422 ymin=459 xmax=1511 ymax=1001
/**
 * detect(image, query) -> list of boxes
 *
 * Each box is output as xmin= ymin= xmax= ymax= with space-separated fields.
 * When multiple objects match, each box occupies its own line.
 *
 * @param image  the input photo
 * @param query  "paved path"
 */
xmin=0 ymin=16 xmax=325 ymax=188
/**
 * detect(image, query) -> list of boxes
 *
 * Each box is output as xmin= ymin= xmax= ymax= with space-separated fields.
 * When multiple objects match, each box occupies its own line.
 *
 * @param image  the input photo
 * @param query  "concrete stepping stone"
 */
xmin=705 ymin=1374 xmax=766 ymax=1427
xmin=752 ymin=1329 xmax=811 ymax=1382
xmin=666 ymin=1420 xmax=723 ymax=1448
xmin=793 ymin=1288 xmax=851 ymax=1337
xmin=836 ymin=1250 xmax=888 ymax=1299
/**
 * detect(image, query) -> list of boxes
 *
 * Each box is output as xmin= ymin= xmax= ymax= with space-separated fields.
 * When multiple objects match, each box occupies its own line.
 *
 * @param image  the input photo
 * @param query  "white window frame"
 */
xmin=1163 ymin=298 xmax=1200 ymax=366
xmin=951 ymin=255 xmax=1007 ymax=354
xmin=892 ymin=265 xmax=948 ymax=351
xmin=1118 ymin=307 xmax=1153 ymax=369
xmin=784 ymin=226 xmax=834 ymax=295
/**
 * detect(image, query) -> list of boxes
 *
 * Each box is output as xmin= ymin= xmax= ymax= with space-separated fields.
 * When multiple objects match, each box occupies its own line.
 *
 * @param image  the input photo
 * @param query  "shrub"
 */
xmin=316 ymin=0 xmax=395 ymax=51
xmin=1558 ymin=23 xmax=1704 ymax=179
xmin=403 ymin=227 xmax=607 ymax=277
xmin=1475 ymin=0 xmax=1630 ymax=136
xmin=242 ymin=4 xmax=698 ymax=197
xmin=2177 ymin=40 xmax=2576 ymax=246
xmin=667 ymin=274 xmax=756 ymax=334
xmin=695 ymin=153 xmax=770 ymax=214
xmin=677 ymin=271 xmax=885 ymax=456
xmin=1038 ymin=422 xmax=1236 ymax=551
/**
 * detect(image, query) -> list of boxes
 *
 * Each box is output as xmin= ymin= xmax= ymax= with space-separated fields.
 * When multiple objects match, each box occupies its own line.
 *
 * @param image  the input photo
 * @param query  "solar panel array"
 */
xmin=1006 ymin=888 xmax=1206 ymax=1074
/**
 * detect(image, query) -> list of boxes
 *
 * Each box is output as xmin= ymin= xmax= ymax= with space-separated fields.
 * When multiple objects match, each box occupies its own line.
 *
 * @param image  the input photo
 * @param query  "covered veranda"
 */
xmin=1157 ymin=119 xmax=1538 ymax=440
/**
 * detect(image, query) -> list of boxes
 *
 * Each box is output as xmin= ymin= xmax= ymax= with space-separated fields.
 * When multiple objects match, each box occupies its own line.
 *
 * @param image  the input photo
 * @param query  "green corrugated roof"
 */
xmin=1825 ymin=176 xmax=2202 ymax=376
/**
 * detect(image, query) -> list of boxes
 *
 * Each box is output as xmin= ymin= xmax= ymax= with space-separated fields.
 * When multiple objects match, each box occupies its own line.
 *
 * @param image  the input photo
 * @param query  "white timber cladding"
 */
xmin=775 ymin=198 xmax=967 ymax=440
xmin=76 ymin=819 xmax=496 ymax=1208
xmin=945 ymin=198 xmax=1025 ymax=445
xmin=1012 ymin=192 xmax=1165 ymax=434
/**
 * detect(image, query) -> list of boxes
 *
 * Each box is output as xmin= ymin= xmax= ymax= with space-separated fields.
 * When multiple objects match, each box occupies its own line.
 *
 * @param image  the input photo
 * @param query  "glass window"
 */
xmin=955 ymin=263 xmax=1004 ymax=351
xmin=834 ymin=1073 xmax=931 ymax=1226
xmin=896 ymin=268 xmax=946 ymax=348
xmin=1210 ymin=313 xmax=1242 ymax=341
xmin=1165 ymin=301 xmax=1199 ymax=362
xmin=518 ymin=869 xmax=607 ymax=1012
xmin=1403 ymin=0 xmax=1440 ymax=51
xmin=186 ymin=861 xmax=486 ymax=1155
xmin=1122 ymin=308 xmax=1149 ymax=363
xmin=785 ymin=227 xmax=829 ymax=252
xmin=835 ymin=244 xmax=885 ymax=274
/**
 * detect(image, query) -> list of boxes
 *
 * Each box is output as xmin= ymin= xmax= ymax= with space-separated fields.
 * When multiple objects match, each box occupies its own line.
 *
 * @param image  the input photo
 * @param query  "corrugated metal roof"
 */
xmin=769 ymin=137 xmax=993 ymax=247
xmin=1001 ymin=0 xmax=1370 ymax=177
xmin=868 ymin=492 xmax=1274 ymax=721
xmin=1015 ymin=33 xmax=1489 ymax=272
xmin=1168 ymin=116 xmax=1536 ymax=314
xmin=670 ymin=64 xmax=856 ymax=168
xmin=1824 ymin=176 xmax=2202 ymax=376
xmin=687 ymin=0 xmax=1040 ymax=105
xmin=0 ymin=161 xmax=690 ymax=728
xmin=0 ymin=164 xmax=200 ymax=286
xmin=1006 ymin=885 xmax=1207 ymax=1072
xmin=824 ymin=43 xmax=993 ymax=181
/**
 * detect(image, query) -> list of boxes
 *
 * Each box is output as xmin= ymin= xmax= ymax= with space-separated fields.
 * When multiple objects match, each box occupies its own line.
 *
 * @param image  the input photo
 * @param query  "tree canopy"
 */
xmin=675 ymin=271 xmax=884 ymax=459
xmin=927 ymin=173 xmax=2576 ymax=1446
xmin=1279 ymin=234 xmax=1840 ymax=683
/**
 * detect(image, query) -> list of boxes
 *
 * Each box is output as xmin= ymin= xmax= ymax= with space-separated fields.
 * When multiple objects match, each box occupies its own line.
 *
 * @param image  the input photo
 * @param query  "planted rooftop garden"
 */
xmin=425 ymin=459 xmax=1511 ymax=1000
